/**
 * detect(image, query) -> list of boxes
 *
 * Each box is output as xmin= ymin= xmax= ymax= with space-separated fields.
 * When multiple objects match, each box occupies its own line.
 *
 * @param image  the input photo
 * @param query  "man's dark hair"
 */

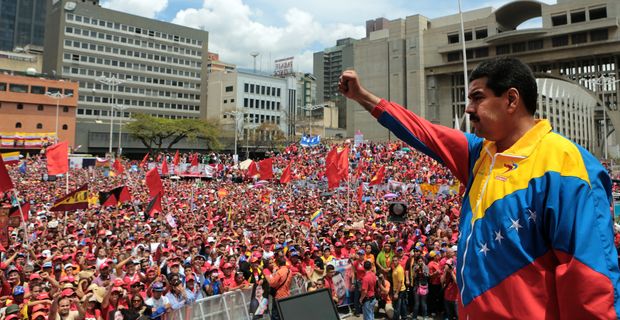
xmin=363 ymin=260 xmax=372 ymax=271
xmin=469 ymin=57 xmax=538 ymax=115
xmin=326 ymin=264 xmax=335 ymax=272
xmin=275 ymin=256 xmax=287 ymax=267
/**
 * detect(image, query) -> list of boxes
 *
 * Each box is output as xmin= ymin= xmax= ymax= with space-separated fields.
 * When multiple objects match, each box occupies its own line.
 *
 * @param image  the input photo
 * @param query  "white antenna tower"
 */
xmin=250 ymin=52 xmax=259 ymax=73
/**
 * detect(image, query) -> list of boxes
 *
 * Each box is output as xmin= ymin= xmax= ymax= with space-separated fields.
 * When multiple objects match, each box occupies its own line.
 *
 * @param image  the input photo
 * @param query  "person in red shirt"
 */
xmin=427 ymin=251 xmax=443 ymax=317
xmin=333 ymin=242 xmax=347 ymax=259
xmin=352 ymin=249 xmax=367 ymax=316
xmin=322 ymin=265 xmax=338 ymax=303
xmin=359 ymin=261 xmax=377 ymax=320
xmin=442 ymin=259 xmax=458 ymax=320
xmin=220 ymin=263 xmax=236 ymax=292
xmin=287 ymin=251 xmax=303 ymax=275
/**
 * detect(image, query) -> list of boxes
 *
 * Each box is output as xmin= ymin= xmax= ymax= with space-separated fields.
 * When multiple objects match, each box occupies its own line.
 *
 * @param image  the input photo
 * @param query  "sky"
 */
xmin=100 ymin=0 xmax=556 ymax=73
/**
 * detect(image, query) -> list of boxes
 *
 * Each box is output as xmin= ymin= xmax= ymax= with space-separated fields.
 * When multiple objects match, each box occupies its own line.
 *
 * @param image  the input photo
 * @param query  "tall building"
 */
xmin=313 ymin=38 xmax=355 ymax=129
xmin=43 ymin=0 xmax=209 ymax=155
xmin=0 ymin=0 xmax=47 ymax=51
xmin=333 ymin=0 xmax=619 ymax=157
xmin=0 ymin=73 xmax=78 ymax=148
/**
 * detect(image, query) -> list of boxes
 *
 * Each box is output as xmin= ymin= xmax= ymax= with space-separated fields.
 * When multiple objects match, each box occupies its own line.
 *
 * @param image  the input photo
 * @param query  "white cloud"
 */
xmin=171 ymin=0 xmax=365 ymax=73
xmin=101 ymin=0 xmax=169 ymax=19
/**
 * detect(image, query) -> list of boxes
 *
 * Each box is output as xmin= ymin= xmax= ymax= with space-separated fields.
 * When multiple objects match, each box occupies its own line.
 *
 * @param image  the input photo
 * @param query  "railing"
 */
xmin=170 ymin=274 xmax=308 ymax=320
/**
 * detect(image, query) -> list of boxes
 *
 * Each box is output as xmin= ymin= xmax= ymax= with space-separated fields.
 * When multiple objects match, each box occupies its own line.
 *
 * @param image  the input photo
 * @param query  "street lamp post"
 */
xmin=95 ymin=75 xmax=125 ymax=155
xmin=299 ymin=104 xmax=327 ymax=136
xmin=114 ymin=105 xmax=129 ymax=156
xmin=224 ymin=110 xmax=244 ymax=163
xmin=45 ymin=91 xmax=73 ymax=142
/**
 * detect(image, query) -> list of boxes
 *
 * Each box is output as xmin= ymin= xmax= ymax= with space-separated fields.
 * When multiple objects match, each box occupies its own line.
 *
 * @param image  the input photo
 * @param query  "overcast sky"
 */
xmin=100 ymin=0 xmax=556 ymax=73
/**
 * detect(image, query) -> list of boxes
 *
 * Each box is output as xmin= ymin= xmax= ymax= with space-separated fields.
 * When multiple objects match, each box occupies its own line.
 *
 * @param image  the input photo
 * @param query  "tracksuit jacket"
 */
xmin=370 ymin=99 xmax=620 ymax=319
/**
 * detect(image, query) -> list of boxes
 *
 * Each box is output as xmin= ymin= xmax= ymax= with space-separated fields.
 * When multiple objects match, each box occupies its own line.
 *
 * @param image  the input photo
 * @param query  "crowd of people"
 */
xmin=0 ymin=141 xmax=617 ymax=320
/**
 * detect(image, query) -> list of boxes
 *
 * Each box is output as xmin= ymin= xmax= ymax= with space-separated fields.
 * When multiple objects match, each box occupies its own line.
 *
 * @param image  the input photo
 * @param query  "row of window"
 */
xmin=446 ymin=29 xmax=608 ymax=62
xmin=243 ymin=98 xmax=282 ymax=111
xmin=78 ymin=93 xmax=199 ymax=111
xmin=551 ymin=6 xmax=607 ymax=27
xmin=66 ymin=13 xmax=203 ymax=48
xmin=76 ymin=108 xmax=195 ymax=120
xmin=243 ymin=83 xmax=282 ymax=96
xmin=63 ymin=40 xmax=201 ymax=79
xmin=447 ymin=28 xmax=488 ymax=44
xmin=224 ymin=112 xmax=281 ymax=125
xmin=1 ymin=103 xmax=71 ymax=112
xmin=65 ymin=26 xmax=202 ymax=68
xmin=14 ymin=122 xmax=68 ymax=130
xmin=0 ymin=82 xmax=73 ymax=96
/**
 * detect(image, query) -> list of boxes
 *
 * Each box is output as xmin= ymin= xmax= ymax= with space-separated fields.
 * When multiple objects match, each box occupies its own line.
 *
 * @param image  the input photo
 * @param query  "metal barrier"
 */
xmin=170 ymin=275 xmax=309 ymax=320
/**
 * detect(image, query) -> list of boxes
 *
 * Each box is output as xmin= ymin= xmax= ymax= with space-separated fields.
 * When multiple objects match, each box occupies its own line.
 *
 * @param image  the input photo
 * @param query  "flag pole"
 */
xmin=12 ymin=191 xmax=31 ymax=262
xmin=64 ymin=169 xmax=69 ymax=236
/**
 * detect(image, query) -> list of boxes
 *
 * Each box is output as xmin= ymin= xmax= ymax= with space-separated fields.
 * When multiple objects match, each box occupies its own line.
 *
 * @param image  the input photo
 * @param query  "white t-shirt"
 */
xmin=146 ymin=295 xmax=170 ymax=309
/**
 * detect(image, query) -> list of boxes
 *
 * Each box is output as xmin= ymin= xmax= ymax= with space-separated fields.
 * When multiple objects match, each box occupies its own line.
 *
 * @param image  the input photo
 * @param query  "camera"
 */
xmin=388 ymin=202 xmax=408 ymax=223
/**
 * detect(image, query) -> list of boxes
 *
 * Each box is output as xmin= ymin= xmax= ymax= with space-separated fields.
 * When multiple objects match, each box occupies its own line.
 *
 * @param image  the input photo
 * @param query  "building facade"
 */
xmin=43 ymin=0 xmax=209 ymax=155
xmin=0 ymin=73 xmax=78 ymax=148
xmin=317 ymin=0 xmax=619 ymax=156
xmin=0 ymin=0 xmax=47 ymax=51
xmin=313 ymin=38 xmax=355 ymax=129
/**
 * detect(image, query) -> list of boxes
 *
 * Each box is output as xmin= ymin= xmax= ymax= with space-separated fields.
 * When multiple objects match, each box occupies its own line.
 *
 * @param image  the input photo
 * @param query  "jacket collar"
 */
xmin=486 ymin=119 xmax=552 ymax=158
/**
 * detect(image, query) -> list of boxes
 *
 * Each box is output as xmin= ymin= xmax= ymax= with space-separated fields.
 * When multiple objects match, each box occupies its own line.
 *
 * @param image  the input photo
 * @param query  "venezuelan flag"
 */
xmin=310 ymin=209 xmax=323 ymax=222
xmin=1 ymin=152 xmax=20 ymax=165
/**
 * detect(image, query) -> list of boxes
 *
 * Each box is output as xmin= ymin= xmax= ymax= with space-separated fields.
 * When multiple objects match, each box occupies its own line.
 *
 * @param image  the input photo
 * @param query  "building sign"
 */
xmin=274 ymin=57 xmax=294 ymax=77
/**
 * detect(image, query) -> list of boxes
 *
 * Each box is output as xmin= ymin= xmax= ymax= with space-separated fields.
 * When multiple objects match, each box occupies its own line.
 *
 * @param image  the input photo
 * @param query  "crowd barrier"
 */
xmin=170 ymin=274 xmax=308 ymax=320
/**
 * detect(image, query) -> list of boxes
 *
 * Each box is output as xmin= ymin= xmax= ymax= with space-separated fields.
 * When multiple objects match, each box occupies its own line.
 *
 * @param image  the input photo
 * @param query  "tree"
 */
xmin=125 ymin=113 xmax=221 ymax=152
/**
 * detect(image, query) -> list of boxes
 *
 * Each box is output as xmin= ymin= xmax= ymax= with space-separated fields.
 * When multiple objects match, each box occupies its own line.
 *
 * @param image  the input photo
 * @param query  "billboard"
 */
xmin=274 ymin=57 xmax=294 ymax=77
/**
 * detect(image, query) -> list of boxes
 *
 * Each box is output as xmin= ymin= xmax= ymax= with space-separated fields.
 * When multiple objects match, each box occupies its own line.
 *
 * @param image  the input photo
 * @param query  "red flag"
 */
xmin=357 ymin=183 xmax=364 ymax=204
xmin=326 ymin=162 xmax=340 ymax=190
xmin=50 ymin=184 xmax=89 ymax=212
xmin=190 ymin=154 xmax=199 ymax=167
xmin=247 ymin=161 xmax=259 ymax=178
xmin=0 ymin=156 xmax=14 ymax=193
xmin=369 ymin=166 xmax=385 ymax=186
xmin=280 ymin=163 xmax=292 ymax=184
xmin=46 ymin=141 xmax=68 ymax=175
xmin=337 ymin=146 xmax=350 ymax=180
xmin=145 ymin=168 xmax=163 ymax=197
xmin=146 ymin=193 xmax=162 ymax=217
xmin=259 ymin=158 xmax=274 ymax=180
xmin=326 ymin=146 xmax=338 ymax=166
xmin=9 ymin=202 xmax=29 ymax=221
xmin=140 ymin=152 xmax=150 ymax=168
xmin=173 ymin=150 xmax=180 ymax=166
xmin=161 ymin=159 xmax=169 ymax=176
xmin=113 ymin=158 xmax=124 ymax=175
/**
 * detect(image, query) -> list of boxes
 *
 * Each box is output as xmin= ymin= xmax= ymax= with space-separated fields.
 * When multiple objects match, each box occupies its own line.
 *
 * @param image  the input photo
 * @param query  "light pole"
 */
xmin=300 ymin=104 xmax=327 ymax=136
xmin=224 ymin=110 xmax=244 ymax=163
xmin=457 ymin=0 xmax=470 ymax=132
xmin=45 ymin=91 xmax=73 ymax=143
xmin=114 ymin=105 xmax=129 ymax=156
xmin=95 ymin=75 xmax=125 ymax=155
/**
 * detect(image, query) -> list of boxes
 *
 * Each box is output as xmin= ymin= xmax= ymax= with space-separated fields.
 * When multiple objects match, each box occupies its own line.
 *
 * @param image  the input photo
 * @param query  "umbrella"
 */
xmin=384 ymin=193 xmax=398 ymax=199
xmin=238 ymin=159 xmax=253 ymax=170
xmin=401 ymin=147 xmax=411 ymax=152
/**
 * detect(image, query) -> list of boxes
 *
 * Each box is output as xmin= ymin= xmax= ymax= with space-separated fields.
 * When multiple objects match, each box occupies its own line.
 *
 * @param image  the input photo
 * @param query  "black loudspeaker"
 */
xmin=275 ymin=288 xmax=340 ymax=320
xmin=41 ymin=174 xmax=57 ymax=182
xmin=388 ymin=202 xmax=408 ymax=223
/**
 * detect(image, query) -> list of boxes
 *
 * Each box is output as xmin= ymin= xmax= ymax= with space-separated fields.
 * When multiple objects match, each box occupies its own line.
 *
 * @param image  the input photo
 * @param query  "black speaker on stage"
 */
xmin=388 ymin=202 xmax=408 ymax=223
xmin=275 ymin=288 xmax=340 ymax=320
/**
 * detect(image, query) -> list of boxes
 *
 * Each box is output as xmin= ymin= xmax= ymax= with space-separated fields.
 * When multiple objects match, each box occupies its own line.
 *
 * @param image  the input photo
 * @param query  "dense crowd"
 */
xmin=0 ymin=141 xmax=616 ymax=320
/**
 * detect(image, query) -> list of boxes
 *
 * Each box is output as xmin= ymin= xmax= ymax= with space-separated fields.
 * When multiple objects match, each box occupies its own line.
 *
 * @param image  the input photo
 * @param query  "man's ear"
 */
xmin=506 ymin=88 xmax=520 ymax=113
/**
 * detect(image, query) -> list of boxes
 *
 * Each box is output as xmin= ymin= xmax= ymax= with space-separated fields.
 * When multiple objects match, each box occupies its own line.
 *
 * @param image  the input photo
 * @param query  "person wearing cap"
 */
xmin=359 ymin=260 xmax=378 ymax=320
xmin=287 ymin=251 xmax=302 ymax=275
xmin=145 ymin=282 xmax=170 ymax=316
xmin=391 ymin=256 xmax=408 ymax=320
xmin=441 ymin=258 xmax=458 ymax=320
xmin=165 ymin=275 xmax=194 ymax=310
xmin=333 ymin=242 xmax=347 ymax=260
xmin=220 ymin=263 xmax=236 ymax=292
xmin=202 ymin=268 xmax=222 ymax=297
xmin=184 ymin=274 xmax=204 ymax=301
xmin=351 ymin=249 xmax=367 ymax=316
xmin=427 ymin=250 xmax=443 ymax=316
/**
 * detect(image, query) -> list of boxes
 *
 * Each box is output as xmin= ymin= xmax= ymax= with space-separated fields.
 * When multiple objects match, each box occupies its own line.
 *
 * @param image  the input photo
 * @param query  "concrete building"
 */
xmin=313 ymin=38 xmax=355 ymax=129
xmin=207 ymin=52 xmax=236 ymax=73
xmin=206 ymin=69 xmax=290 ymax=155
xmin=319 ymin=0 xmax=618 ymax=157
xmin=42 ymin=0 xmax=209 ymax=155
xmin=0 ymin=0 xmax=47 ymax=51
xmin=0 ymin=50 xmax=43 ymax=73
xmin=0 ymin=73 xmax=78 ymax=148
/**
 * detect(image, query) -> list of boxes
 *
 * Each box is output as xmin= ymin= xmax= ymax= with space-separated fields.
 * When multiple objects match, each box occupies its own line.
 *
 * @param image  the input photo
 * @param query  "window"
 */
xmin=474 ymin=47 xmax=489 ymax=58
xmin=225 ymin=86 xmax=233 ymax=92
xmin=244 ymin=98 xmax=249 ymax=107
xmin=512 ymin=42 xmax=526 ymax=53
xmin=446 ymin=51 xmax=460 ymax=62
xmin=496 ymin=44 xmax=511 ymax=55
xmin=589 ymin=7 xmax=607 ymax=20
xmin=30 ymin=86 xmax=45 ymax=94
xmin=36 ymin=123 xmax=43 ymax=129
xmin=250 ymin=84 xmax=255 ymax=93
xmin=62 ymin=124 xmax=68 ymax=130
xmin=464 ymin=31 xmax=473 ymax=41
xmin=261 ymin=86 xmax=266 ymax=95
xmin=528 ymin=40 xmax=544 ymax=50
xmin=551 ymin=14 xmax=568 ymax=26
xmin=15 ymin=122 xmax=21 ymax=129
xmin=63 ymin=106 xmax=69 ymax=112
xmin=572 ymin=32 xmax=588 ymax=44
xmin=0 ymin=82 xmax=5 ymax=91
xmin=448 ymin=33 xmax=459 ymax=44
xmin=552 ymin=35 xmax=569 ymax=47
xmin=37 ymin=105 xmax=44 ymax=111
xmin=590 ymin=29 xmax=608 ymax=41
xmin=277 ymin=88 xmax=281 ymax=97
xmin=570 ymin=10 xmax=586 ymax=23
xmin=9 ymin=84 xmax=28 ymax=93
xmin=17 ymin=104 xmax=23 ymax=109
xmin=48 ymin=87 xmax=62 ymax=94
xmin=475 ymin=29 xmax=488 ymax=39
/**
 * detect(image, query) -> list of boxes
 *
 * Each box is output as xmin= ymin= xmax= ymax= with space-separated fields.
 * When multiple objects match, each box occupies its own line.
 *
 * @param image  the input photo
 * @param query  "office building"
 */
xmin=0 ymin=0 xmax=47 ymax=51
xmin=42 ymin=0 xmax=209 ymax=154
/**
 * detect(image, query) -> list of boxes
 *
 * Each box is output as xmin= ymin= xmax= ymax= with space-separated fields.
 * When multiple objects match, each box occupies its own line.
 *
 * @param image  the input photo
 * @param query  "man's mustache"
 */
xmin=469 ymin=115 xmax=480 ymax=122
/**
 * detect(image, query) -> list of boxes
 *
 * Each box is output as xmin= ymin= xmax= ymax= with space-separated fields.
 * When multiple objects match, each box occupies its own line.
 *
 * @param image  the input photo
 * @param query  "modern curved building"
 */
xmin=334 ymin=0 xmax=619 ymax=157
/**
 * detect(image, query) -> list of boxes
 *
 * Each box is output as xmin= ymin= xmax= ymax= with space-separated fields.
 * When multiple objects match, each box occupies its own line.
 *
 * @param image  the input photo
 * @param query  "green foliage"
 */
xmin=125 ymin=113 xmax=220 ymax=151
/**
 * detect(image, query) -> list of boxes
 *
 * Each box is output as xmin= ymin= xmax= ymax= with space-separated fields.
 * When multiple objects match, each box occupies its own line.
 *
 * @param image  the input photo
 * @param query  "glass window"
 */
xmin=552 ymin=35 xmax=569 ymax=47
xmin=496 ymin=44 xmax=511 ymax=55
xmin=571 ymin=10 xmax=586 ymax=23
xmin=15 ymin=122 xmax=21 ymax=129
xmin=9 ymin=84 xmax=28 ymax=93
xmin=572 ymin=32 xmax=587 ymax=44
xmin=36 ymin=123 xmax=43 ymax=129
xmin=0 ymin=83 xmax=5 ymax=91
xmin=17 ymin=104 xmax=23 ymax=110
xmin=464 ymin=31 xmax=473 ymax=41
xmin=37 ymin=105 xmax=44 ymax=111
xmin=448 ymin=34 xmax=459 ymax=44
xmin=551 ymin=14 xmax=567 ymax=26
xmin=590 ymin=29 xmax=608 ymax=41
xmin=30 ymin=86 xmax=45 ymax=94
xmin=225 ymin=86 xmax=233 ymax=92
xmin=589 ymin=7 xmax=607 ymax=20
xmin=475 ymin=29 xmax=488 ymax=39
